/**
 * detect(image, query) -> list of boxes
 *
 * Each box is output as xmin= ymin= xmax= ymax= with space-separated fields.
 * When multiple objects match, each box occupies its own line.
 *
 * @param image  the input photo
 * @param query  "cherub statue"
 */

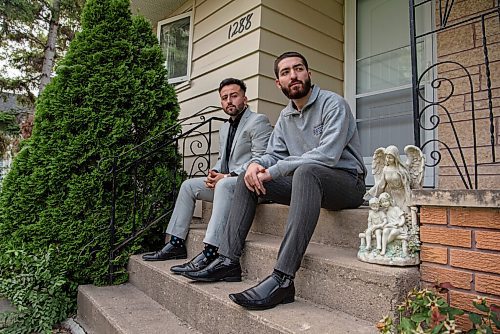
xmin=378 ymin=192 xmax=406 ymax=256
xmin=364 ymin=145 xmax=424 ymax=213
xmin=364 ymin=197 xmax=387 ymax=251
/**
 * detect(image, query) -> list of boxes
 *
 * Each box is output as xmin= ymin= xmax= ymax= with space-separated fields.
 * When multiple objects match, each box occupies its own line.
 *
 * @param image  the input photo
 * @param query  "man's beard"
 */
xmin=224 ymin=103 xmax=245 ymax=116
xmin=281 ymin=76 xmax=312 ymax=99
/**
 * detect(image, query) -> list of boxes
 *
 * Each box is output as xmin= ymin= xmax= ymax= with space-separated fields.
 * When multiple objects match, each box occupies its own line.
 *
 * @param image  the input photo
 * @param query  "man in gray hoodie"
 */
xmin=183 ymin=52 xmax=367 ymax=310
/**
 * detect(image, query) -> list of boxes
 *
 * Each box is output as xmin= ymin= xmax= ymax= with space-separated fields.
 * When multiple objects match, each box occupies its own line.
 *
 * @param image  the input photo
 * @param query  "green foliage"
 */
xmin=0 ymin=248 xmax=72 ymax=334
xmin=0 ymin=0 xmax=181 ymax=330
xmin=467 ymin=298 xmax=500 ymax=334
xmin=0 ymin=112 xmax=18 ymax=135
xmin=0 ymin=0 xmax=85 ymax=108
xmin=377 ymin=287 xmax=500 ymax=334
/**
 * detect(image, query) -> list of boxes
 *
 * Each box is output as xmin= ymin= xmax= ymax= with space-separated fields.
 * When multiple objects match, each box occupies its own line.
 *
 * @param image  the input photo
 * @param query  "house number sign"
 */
xmin=228 ymin=12 xmax=253 ymax=39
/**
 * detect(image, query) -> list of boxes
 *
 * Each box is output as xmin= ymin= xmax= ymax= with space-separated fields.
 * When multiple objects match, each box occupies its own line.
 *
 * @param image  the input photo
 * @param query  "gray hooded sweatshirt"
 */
xmin=249 ymin=85 xmax=366 ymax=179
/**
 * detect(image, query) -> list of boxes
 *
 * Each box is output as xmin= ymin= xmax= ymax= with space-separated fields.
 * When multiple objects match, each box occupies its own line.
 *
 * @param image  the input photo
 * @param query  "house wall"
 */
xmin=153 ymin=0 xmax=346 ymax=170
xmin=434 ymin=0 xmax=500 ymax=189
xmin=414 ymin=189 xmax=500 ymax=330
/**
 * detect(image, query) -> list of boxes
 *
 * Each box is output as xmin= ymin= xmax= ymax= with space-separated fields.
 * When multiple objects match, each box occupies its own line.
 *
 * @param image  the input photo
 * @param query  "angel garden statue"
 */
xmin=365 ymin=145 xmax=424 ymax=212
xmin=358 ymin=145 xmax=424 ymax=266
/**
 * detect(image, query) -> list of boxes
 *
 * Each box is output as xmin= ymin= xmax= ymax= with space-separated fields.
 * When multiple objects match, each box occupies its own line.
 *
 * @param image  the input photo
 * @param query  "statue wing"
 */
xmin=371 ymin=147 xmax=386 ymax=187
xmin=404 ymin=145 xmax=425 ymax=189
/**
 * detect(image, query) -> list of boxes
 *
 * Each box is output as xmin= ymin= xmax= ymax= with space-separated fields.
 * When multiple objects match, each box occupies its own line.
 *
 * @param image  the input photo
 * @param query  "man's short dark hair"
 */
xmin=273 ymin=51 xmax=309 ymax=78
xmin=218 ymin=78 xmax=247 ymax=93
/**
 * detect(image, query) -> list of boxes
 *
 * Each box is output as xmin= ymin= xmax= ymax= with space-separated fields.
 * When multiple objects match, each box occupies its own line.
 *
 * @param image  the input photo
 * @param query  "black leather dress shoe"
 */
xmin=142 ymin=243 xmax=187 ymax=261
xmin=229 ymin=272 xmax=295 ymax=310
xmin=170 ymin=251 xmax=215 ymax=274
xmin=181 ymin=255 xmax=241 ymax=282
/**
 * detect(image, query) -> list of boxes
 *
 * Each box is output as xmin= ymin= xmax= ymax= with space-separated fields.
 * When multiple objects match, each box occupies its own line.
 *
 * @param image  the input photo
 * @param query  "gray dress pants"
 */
xmin=218 ymin=164 xmax=365 ymax=277
xmin=166 ymin=176 xmax=238 ymax=247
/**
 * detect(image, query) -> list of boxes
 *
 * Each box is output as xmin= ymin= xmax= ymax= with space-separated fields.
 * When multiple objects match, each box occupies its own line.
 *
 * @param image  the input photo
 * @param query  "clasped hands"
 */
xmin=204 ymin=170 xmax=226 ymax=189
xmin=244 ymin=162 xmax=272 ymax=195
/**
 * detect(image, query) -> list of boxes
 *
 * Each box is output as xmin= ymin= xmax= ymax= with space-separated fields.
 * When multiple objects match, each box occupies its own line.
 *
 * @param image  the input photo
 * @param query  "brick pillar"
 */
xmin=412 ymin=190 xmax=500 ymax=330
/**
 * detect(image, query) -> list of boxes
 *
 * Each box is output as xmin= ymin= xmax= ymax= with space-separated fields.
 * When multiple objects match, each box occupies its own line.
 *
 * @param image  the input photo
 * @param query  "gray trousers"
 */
xmin=219 ymin=164 xmax=366 ymax=277
xmin=166 ymin=176 xmax=237 ymax=247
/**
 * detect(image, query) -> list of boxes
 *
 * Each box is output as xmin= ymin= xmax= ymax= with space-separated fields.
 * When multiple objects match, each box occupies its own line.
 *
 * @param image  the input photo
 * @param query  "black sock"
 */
xmin=273 ymin=269 xmax=293 ymax=280
xmin=169 ymin=235 xmax=185 ymax=247
xmin=202 ymin=243 xmax=218 ymax=260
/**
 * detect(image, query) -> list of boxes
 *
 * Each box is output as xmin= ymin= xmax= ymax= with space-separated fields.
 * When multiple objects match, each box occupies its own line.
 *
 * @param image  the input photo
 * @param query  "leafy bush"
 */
xmin=0 ymin=248 xmax=72 ymax=334
xmin=377 ymin=286 xmax=500 ymax=333
xmin=0 ymin=0 xmax=180 ymax=330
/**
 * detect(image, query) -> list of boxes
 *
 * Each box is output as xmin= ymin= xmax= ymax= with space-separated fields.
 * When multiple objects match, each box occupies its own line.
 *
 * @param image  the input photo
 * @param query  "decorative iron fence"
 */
xmin=107 ymin=106 xmax=226 ymax=282
xmin=410 ymin=0 xmax=498 ymax=189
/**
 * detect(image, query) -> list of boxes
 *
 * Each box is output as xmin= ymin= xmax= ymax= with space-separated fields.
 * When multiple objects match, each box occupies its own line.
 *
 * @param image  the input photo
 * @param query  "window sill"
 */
xmin=174 ymin=80 xmax=191 ymax=93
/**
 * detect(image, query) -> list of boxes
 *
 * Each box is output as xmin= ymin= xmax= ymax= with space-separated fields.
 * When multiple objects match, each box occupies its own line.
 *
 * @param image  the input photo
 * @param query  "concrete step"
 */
xmin=202 ymin=202 xmax=369 ymax=249
xmin=77 ymin=284 xmax=201 ymax=334
xmin=184 ymin=225 xmax=419 ymax=324
xmin=128 ymin=255 xmax=377 ymax=334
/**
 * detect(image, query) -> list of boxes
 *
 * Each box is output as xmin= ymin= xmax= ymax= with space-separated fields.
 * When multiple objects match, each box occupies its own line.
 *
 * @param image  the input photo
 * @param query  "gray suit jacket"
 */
xmin=212 ymin=107 xmax=272 ymax=175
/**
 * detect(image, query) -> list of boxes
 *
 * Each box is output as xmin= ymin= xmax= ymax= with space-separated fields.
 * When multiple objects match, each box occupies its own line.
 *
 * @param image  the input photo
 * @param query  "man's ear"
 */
xmin=275 ymin=79 xmax=281 ymax=89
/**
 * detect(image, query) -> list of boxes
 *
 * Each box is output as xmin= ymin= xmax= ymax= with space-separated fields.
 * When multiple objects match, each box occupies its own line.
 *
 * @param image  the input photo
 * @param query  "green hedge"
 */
xmin=0 ymin=0 xmax=181 ymax=331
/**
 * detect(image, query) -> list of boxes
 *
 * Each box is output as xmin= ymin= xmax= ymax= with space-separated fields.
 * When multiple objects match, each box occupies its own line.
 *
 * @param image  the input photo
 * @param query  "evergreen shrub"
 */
xmin=0 ymin=0 xmax=181 ymax=330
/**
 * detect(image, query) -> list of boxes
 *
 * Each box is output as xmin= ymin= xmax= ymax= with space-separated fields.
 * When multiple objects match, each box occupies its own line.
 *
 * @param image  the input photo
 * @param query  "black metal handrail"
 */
xmin=409 ymin=1 xmax=498 ymax=189
xmin=107 ymin=107 xmax=226 ymax=282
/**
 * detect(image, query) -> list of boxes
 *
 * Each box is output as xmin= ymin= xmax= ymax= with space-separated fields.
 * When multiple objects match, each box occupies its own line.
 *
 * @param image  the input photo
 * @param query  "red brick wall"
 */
xmin=419 ymin=204 xmax=500 ymax=329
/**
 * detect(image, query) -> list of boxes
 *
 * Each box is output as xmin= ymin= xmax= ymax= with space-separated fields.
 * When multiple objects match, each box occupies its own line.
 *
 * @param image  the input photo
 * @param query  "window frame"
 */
xmin=157 ymin=11 xmax=194 ymax=85
xmin=344 ymin=0 xmax=437 ymax=188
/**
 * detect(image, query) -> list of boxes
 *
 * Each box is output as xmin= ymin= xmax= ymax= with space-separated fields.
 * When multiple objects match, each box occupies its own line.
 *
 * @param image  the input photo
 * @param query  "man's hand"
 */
xmin=244 ymin=163 xmax=272 ymax=195
xmin=205 ymin=170 xmax=226 ymax=189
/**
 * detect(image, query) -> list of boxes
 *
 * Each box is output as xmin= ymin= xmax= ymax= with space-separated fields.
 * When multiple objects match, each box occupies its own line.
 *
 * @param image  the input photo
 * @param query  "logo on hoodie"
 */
xmin=313 ymin=124 xmax=323 ymax=136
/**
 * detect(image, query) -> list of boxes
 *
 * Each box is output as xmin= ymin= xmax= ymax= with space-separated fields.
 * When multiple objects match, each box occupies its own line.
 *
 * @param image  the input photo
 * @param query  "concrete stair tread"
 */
xmin=246 ymin=230 xmax=414 ymax=275
xmin=185 ymin=226 xmax=419 ymax=323
xmin=189 ymin=225 xmax=416 ymax=276
xmin=78 ymin=284 xmax=200 ymax=334
xmin=129 ymin=255 xmax=377 ymax=334
xmin=203 ymin=202 xmax=370 ymax=249
xmin=203 ymin=202 xmax=368 ymax=248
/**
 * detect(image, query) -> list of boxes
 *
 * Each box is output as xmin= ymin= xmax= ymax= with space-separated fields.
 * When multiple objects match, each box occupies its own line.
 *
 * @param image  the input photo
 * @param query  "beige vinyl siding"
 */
xmin=152 ymin=0 xmax=193 ymax=34
xmin=300 ymin=0 xmax=344 ymax=24
xmin=176 ymin=53 xmax=260 ymax=110
xmin=257 ymin=0 xmax=346 ymax=119
xmin=171 ymin=1 xmax=193 ymax=17
xmin=190 ymin=29 xmax=260 ymax=80
xmin=193 ymin=0 xmax=260 ymax=45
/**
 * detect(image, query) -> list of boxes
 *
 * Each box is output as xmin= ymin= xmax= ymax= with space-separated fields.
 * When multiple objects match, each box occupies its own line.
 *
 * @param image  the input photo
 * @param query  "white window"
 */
xmin=345 ymin=0 xmax=435 ymax=186
xmin=157 ymin=12 xmax=194 ymax=84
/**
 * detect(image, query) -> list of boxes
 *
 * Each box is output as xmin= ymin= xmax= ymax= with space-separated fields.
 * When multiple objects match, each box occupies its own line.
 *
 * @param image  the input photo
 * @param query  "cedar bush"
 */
xmin=0 ymin=0 xmax=181 ymax=330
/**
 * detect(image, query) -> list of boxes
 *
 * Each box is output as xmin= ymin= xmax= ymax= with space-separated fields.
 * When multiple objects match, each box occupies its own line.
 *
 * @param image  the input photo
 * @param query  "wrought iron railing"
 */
xmin=410 ymin=0 xmax=498 ymax=189
xmin=107 ymin=106 xmax=226 ymax=282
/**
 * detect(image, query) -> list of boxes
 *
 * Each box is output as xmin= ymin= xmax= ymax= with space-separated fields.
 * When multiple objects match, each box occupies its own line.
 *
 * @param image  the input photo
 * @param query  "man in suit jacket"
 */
xmin=143 ymin=78 xmax=273 ymax=276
